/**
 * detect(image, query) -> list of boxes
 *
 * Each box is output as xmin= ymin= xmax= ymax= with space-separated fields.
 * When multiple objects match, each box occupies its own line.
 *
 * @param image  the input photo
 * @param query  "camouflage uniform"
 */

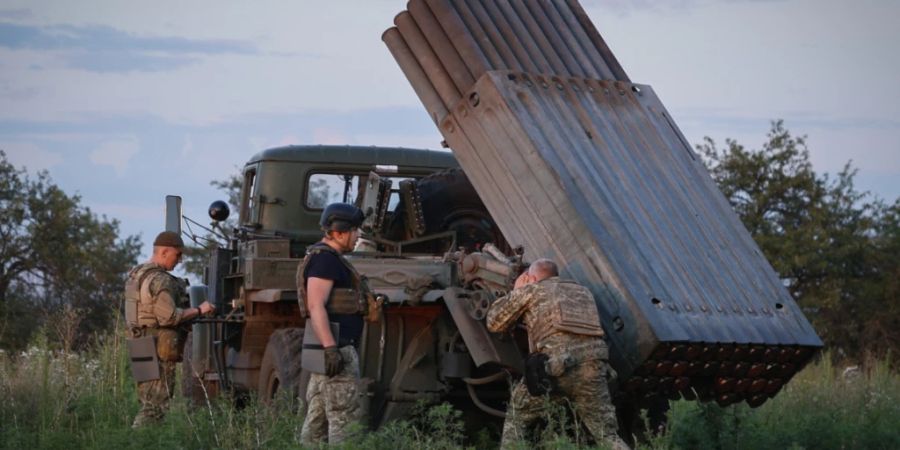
xmin=299 ymin=346 xmax=362 ymax=445
xmin=124 ymin=262 xmax=188 ymax=428
xmin=487 ymin=277 xmax=629 ymax=450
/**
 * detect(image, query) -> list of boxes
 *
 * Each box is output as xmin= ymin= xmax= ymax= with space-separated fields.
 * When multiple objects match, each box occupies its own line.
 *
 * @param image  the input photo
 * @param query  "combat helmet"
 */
xmin=320 ymin=203 xmax=365 ymax=232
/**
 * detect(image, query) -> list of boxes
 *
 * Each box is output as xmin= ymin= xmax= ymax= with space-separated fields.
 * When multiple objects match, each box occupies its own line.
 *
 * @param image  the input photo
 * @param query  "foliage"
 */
xmin=181 ymin=173 xmax=242 ymax=279
xmin=0 ymin=328 xmax=470 ymax=449
xmin=0 ymin=150 xmax=141 ymax=351
xmin=3 ymin=332 xmax=898 ymax=449
xmin=698 ymin=121 xmax=900 ymax=361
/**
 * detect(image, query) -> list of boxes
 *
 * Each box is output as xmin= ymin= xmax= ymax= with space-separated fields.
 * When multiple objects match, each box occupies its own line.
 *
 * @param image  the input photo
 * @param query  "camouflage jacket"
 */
xmin=487 ymin=277 xmax=606 ymax=354
xmin=124 ymin=262 xmax=187 ymax=330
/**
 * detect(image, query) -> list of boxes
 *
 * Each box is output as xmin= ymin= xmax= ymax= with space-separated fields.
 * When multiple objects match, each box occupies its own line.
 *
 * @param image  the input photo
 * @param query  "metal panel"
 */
xmin=384 ymin=0 xmax=822 ymax=406
xmin=444 ymin=72 xmax=822 ymax=357
xmin=244 ymin=257 xmax=298 ymax=290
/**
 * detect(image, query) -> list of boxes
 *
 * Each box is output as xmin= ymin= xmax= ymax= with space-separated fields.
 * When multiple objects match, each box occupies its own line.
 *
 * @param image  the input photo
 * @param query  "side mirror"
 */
xmin=165 ymin=195 xmax=182 ymax=234
xmin=208 ymin=200 xmax=230 ymax=222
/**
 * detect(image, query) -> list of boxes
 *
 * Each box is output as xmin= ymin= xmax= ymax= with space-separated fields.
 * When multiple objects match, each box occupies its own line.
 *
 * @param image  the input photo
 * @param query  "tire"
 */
xmin=258 ymin=327 xmax=307 ymax=406
xmin=390 ymin=168 xmax=507 ymax=253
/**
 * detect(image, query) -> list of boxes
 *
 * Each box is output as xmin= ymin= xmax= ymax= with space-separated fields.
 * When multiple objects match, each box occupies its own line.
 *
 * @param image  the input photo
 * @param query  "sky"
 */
xmin=2 ymin=0 xmax=898 ymax=265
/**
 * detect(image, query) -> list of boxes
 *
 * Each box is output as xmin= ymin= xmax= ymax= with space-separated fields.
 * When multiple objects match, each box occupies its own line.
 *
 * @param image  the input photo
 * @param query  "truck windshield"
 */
xmin=306 ymin=173 xmax=413 ymax=210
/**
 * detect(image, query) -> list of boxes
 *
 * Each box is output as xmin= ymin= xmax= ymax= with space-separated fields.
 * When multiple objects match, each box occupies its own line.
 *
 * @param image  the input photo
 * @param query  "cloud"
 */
xmin=1 ymin=141 xmax=63 ymax=171
xmin=0 ymin=9 xmax=30 ymax=20
xmin=582 ymin=0 xmax=783 ymax=15
xmin=0 ymin=21 xmax=257 ymax=72
xmin=89 ymin=137 xmax=139 ymax=176
xmin=0 ymin=22 xmax=256 ymax=54
xmin=65 ymin=51 xmax=198 ymax=73
xmin=0 ymin=81 xmax=38 ymax=101
xmin=672 ymin=109 xmax=900 ymax=136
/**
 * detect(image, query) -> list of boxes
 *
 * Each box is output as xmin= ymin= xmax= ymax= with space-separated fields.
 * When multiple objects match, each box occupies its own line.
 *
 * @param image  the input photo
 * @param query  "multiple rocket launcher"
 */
xmin=383 ymin=0 xmax=822 ymax=407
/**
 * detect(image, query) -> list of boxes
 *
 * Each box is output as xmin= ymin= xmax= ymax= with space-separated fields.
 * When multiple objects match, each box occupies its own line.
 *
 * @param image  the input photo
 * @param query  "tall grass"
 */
xmin=660 ymin=354 xmax=900 ymax=450
xmin=2 ymin=331 xmax=898 ymax=450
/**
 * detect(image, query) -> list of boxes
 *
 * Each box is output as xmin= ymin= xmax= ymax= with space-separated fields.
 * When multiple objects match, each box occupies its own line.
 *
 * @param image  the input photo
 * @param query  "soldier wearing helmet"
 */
xmin=123 ymin=231 xmax=215 ymax=428
xmin=487 ymin=259 xmax=629 ymax=450
xmin=297 ymin=202 xmax=367 ymax=445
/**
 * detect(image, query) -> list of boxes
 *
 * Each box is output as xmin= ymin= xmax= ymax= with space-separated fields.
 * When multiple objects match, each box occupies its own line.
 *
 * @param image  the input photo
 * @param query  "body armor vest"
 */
xmin=124 ymin=263 xmax=167 ymax=332
xmin=528 ymin=278 xmax=605 ymax=351
xmin=296 ymin=243 xmax=369 ymax=318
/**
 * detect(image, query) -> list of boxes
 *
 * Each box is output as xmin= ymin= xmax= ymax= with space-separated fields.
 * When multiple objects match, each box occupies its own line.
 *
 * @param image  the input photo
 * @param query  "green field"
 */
xmin=1 ymin=331 xmax=898 ymax=450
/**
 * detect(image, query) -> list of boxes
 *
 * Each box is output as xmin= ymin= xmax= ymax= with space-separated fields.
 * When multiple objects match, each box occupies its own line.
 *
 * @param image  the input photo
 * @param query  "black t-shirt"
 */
xmin=303 ymin=249 xmax=364 ymax=346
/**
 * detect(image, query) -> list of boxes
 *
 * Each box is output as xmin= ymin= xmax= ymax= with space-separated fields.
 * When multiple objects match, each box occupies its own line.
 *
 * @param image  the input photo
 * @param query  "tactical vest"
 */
xmin=296 ymin=243 xmax=369 ymax=318
xmin=124 ymin=263 xmax=167 ymax=333
xmin=528 ymin=278 xmax=605 ymax=350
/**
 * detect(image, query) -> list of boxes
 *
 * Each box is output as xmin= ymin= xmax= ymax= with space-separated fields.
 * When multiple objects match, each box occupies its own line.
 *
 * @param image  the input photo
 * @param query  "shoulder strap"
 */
xmin=306 ymin=243 xmax=364 ymax=290
xmin=296 ymin=243 xmax=368 ymax=318
xmin=137 ymin=265 xmax=166 ymax=288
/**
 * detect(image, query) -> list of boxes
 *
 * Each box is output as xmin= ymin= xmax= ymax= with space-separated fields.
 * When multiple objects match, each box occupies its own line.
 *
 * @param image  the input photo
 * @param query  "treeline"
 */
xmin=0 ymin=150 xmax=141 ymax=351
xmin=699 ymin=121 xmax=899 ymax=362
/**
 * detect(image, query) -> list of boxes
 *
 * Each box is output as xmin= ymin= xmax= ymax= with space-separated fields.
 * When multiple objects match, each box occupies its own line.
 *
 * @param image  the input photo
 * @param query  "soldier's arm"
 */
xmin=153 ymin=288 xmax=186 ymax=327
xmin=149 ymin=274 xmax=198 ymax=326
xmin=486 ymin=285 xmax=535 ymax=333
xmin=307 ymin=276 xmax=337 ymax=347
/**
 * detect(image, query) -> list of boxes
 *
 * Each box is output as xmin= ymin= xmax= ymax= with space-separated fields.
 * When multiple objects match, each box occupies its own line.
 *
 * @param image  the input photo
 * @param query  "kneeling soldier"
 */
xmin=487 ymin=258 xmax=630 ymax=450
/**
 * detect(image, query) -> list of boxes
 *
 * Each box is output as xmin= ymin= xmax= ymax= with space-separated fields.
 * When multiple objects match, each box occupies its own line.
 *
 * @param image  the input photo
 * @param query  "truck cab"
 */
xmin=184 ymin=144 xmax=521 ymax=427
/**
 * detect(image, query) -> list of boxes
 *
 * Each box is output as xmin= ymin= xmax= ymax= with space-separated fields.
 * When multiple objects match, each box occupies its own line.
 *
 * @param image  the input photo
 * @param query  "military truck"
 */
xmin=177 ymin=144 xmax=527 ymax=427
xmin=174 ymin=0 xmax=823 ymax=438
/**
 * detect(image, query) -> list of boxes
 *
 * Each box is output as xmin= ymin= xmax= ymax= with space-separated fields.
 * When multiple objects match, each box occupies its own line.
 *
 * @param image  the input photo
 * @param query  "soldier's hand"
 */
xmin=514 ymin=272 xmax=534 ymax=289
xmin=324 ymin=345 xmax=344 ymax=377
xmin=198 ymin=301 xmax=215 ymax=316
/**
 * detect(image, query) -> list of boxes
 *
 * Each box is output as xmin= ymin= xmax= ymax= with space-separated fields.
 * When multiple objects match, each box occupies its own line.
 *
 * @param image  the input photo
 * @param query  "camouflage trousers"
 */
xmin=132 ymin=360 xmax=176 ymax=428
xmin=501 ymin=359 xmax=630 ymax=450
xmin=300 ymin=346 xmax=362 ymax=445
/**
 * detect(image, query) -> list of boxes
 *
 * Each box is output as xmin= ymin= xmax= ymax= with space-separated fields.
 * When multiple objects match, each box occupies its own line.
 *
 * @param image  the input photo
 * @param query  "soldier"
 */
xmin=297 ymin=203 xmax=367 ymax=445
xmin=487 ymin=259 xmax=630 ymax=450
xmin=123 ymin=231 xmax=215 ymax=428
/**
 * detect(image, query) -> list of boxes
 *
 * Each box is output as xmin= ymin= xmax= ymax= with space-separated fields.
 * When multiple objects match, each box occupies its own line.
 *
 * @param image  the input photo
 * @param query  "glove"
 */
xmin=324 ymin=345 xmax=344 ymax=377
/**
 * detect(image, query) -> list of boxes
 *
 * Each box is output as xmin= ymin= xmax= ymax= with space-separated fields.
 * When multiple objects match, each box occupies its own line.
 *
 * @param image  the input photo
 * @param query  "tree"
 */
xmin=180 ymin=173 xmax=242 ymax=279
xmin=0 ymin=150 xmax=141 ymax=350
xmin=698 ymin=121 xmax=899 ymax=361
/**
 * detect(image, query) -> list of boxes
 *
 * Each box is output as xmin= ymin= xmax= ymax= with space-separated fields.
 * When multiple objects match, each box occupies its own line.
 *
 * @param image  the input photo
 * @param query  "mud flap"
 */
xmin=127 ymin=336 xmax=160 ymax=382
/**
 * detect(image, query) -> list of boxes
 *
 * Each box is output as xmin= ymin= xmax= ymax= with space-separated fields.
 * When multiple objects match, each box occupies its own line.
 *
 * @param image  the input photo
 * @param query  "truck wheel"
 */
xmin=258 ymin=328 xmax=307 ymax=406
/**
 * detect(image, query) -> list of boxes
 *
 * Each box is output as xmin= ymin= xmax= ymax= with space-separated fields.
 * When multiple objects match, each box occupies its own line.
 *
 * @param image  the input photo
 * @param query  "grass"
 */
xmin=660 ymin=355 xmax=900 ymax=450
xmin=1 ymin=331 xmax=898 ymax=449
